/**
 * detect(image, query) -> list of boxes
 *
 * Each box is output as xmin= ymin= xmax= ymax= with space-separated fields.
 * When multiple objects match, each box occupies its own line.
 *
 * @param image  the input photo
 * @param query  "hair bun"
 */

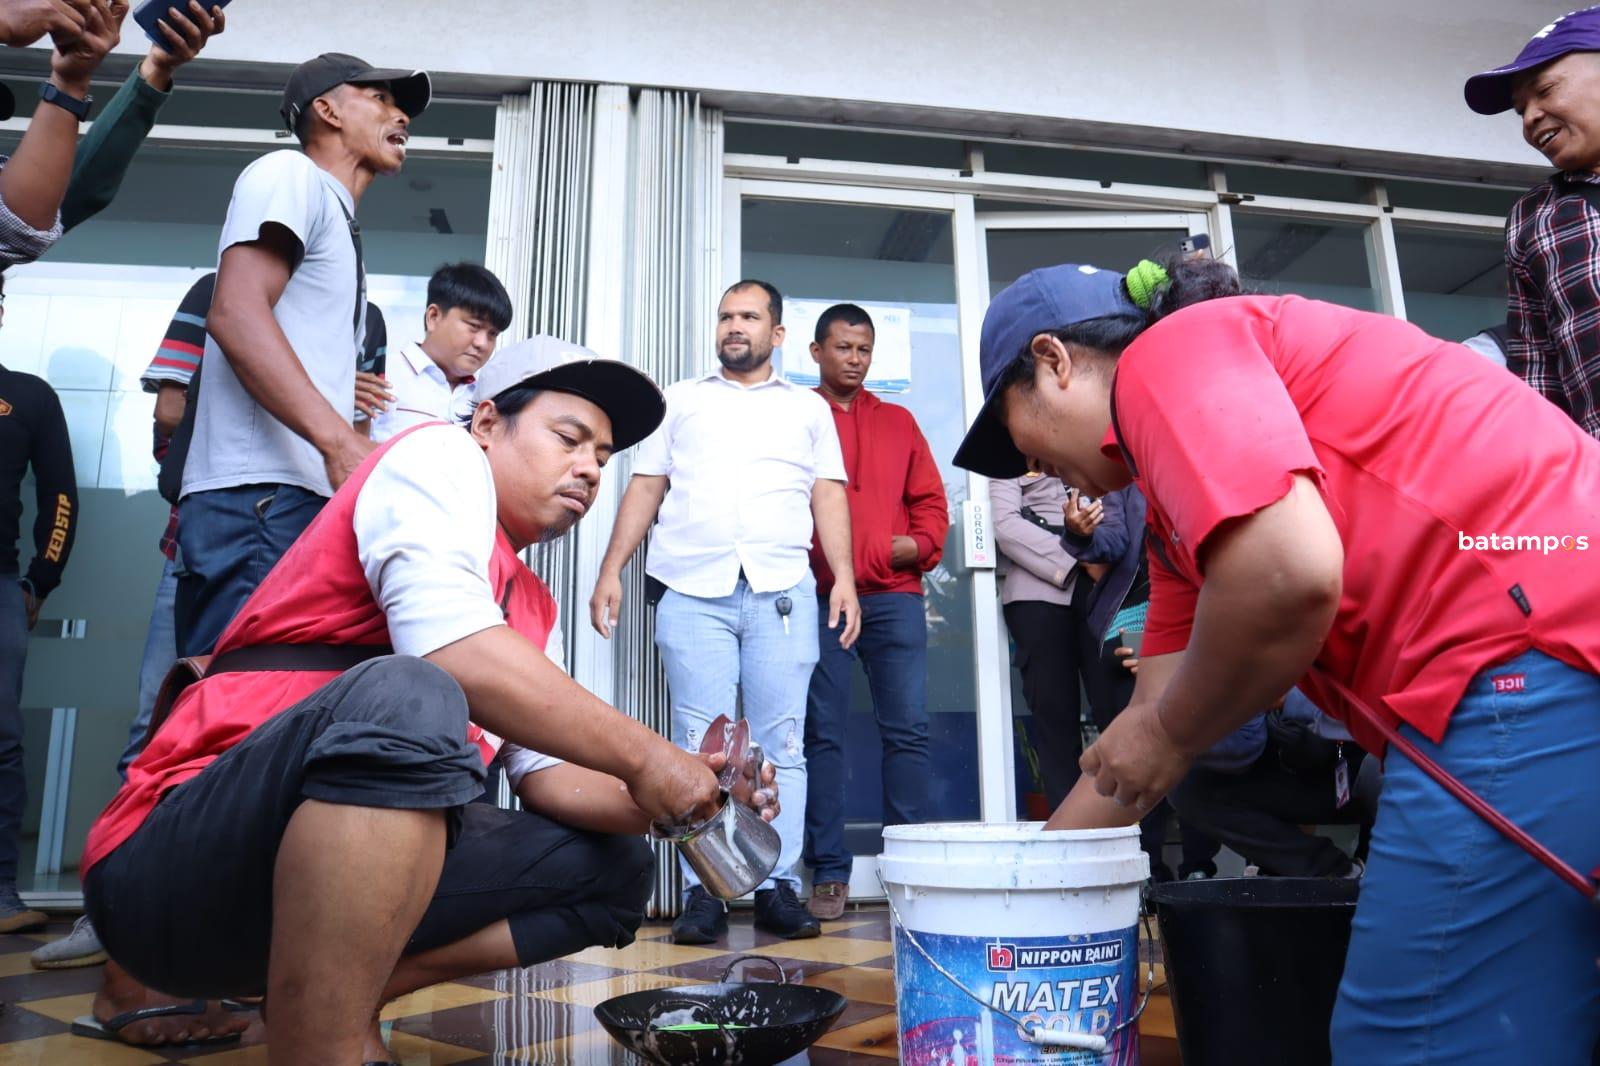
xmin=1125 ymin=259 xmax=1170 ymax=311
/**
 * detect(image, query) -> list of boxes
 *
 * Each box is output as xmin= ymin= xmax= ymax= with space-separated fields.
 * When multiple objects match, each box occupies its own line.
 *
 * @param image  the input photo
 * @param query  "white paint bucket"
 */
xmin=880 ymin=822 xmax=1149 ymax=1065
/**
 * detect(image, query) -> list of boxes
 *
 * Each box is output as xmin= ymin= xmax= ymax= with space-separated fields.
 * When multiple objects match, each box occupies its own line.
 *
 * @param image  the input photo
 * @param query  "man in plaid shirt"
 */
xmin=1468 ymin=6 xmax=1600 ymax=438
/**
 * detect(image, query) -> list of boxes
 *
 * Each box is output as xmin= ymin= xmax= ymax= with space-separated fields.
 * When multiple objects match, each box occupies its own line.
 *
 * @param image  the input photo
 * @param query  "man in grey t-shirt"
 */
xmin=175 ymin=53 xmax=430 ymax=659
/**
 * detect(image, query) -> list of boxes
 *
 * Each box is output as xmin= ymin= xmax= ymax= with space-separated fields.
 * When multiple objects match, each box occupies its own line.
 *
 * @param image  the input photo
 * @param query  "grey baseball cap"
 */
xmin=472 ymin=336 xmax=666 ymax=451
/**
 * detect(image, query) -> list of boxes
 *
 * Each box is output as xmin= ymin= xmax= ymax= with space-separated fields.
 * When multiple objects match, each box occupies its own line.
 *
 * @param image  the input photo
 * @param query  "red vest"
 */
xmin=83 ymin=425 xmax=556 ymax=872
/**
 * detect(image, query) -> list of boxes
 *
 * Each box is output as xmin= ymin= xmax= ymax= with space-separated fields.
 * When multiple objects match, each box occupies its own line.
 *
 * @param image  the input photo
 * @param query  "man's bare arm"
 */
xmin=1046 ymin=651 xmax=1182 ymax=830
xmin=426 ymin=624 xmax=717 ymax=824
xmin=153 ymin=382 xmax=187 ymax=437
xmin=589 ymin=473 xmax=668 ymax=637
xmin=516 ymin=763 xmax=651 ymax=835
xmin=0 ymin=0 xmax=109 ymax=231
xmin=811 ymin=478 xmax=861 ymax=648
xmin=207 ymin=228 xmax=372 ymax=488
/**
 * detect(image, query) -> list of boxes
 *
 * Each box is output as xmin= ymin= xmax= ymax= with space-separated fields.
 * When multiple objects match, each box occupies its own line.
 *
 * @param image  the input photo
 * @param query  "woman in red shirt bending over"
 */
xmin=954 ymin=255 xmax=1600 ymax=1063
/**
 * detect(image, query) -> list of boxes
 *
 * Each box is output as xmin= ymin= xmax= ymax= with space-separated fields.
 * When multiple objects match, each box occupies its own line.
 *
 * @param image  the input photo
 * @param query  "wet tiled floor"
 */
xmin=0 ymin=909 xmax=1183 ymax=1063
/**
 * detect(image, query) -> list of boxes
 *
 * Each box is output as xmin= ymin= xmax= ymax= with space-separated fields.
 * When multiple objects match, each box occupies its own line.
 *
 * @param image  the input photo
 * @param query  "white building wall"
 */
xmin=84 ymin=0 xmax=1561 ymax=172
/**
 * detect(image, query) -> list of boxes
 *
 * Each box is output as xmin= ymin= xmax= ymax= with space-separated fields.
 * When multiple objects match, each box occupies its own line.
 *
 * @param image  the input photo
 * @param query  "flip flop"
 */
xmin=70 ymin=999 xmax=246 ymax=1046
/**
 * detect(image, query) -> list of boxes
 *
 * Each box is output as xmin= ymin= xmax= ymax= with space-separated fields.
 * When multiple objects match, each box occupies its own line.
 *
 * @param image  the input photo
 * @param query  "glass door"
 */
xmin=976 ymin=209 xmax=1206 ymax=819
xmin=7 ymin=141 xmax=493 ymax=906
xmin=728 ymin=180 xmax=1001 ymax=902
xmin=980 ymin=210 xmax=1211 ymax=293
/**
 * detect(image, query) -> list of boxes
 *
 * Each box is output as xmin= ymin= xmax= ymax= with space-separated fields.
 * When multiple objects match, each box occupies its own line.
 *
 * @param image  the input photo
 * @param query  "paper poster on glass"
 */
xmin=779 ymin=299 xmax=913 ymax=393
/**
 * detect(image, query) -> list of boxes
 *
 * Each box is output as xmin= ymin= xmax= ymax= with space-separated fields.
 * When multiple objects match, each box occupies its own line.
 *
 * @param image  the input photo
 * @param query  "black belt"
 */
xmin=207 ymin=642 xmax=394 ymax=675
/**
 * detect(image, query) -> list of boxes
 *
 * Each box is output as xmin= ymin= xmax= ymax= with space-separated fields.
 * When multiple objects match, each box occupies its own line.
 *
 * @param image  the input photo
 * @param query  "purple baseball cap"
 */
xmin=1465 ymin=6 xmax=1600 ymax=115
xmin=953 ymin=264 xmax=1140 ymax=479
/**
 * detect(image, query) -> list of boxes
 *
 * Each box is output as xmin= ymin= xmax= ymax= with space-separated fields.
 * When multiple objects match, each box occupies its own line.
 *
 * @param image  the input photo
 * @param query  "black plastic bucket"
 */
xmin=1148 ymin=876 xmax=1359 ymax=1066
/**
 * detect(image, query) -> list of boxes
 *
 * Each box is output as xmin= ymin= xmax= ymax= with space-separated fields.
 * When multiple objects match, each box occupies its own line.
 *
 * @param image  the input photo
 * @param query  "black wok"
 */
xmin=593 ymin=954 xmax=848 ymax=1065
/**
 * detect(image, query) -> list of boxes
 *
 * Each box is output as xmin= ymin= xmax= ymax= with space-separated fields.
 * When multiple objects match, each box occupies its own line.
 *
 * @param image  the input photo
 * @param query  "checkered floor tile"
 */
xmin=0 ymin=910 xmax=1183 ymax=1063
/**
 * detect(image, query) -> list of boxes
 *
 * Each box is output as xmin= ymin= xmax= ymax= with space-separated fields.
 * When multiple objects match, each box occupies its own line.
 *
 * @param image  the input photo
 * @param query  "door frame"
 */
xmin=968 ymin=206 xmax=1207 ymax=821
xmin=724 ymin=179 xmax=1009 ymax=902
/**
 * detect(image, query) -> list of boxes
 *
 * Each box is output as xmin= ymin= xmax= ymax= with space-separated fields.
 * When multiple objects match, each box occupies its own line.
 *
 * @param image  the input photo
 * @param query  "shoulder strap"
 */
xmin=157 ymin=358 xmax=202 ymax=507
xmin=332 ymin=195 xmax=367 ymax=342
xmin=139 ymin=642 xmax=395 ymax=755
xmin=1107 ymin=369 xmax=1181 ymax=577
xmin=207 ymin=642 xmax=394 ymax=675
xmin=1107 ymin=367 xmax=1138 ymax=479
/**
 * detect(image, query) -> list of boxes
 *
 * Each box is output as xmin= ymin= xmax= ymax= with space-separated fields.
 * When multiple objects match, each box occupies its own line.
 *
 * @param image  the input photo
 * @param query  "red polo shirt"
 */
xmin=1109 ymin=295 xmax=1600 ymax=753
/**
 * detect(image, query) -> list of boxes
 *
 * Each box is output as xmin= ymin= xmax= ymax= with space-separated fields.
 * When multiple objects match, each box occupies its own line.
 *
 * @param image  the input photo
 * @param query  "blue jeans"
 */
xmin=175 ymin=484 xmax=325 ymax=658
xmin=0 ymin=577 xmax=26 ymax=886
xmin=803 ymin=591 xmax=930 ymax=884
xmin=655 ymin=573 xmax=818 ymax=893
xmin=119 ymin=556 xmax=179 ymax=777
xmin=1332 ymin=649 xmax=1600 ymax=1063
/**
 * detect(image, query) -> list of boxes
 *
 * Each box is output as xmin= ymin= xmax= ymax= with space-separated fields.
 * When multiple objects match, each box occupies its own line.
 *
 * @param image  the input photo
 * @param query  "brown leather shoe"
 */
xmin=807 ymin=881 xmax=848 ymax=921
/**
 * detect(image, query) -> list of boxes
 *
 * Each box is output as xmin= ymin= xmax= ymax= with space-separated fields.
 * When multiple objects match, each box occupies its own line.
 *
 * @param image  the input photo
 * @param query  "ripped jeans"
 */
xmin=656 ymin=572 xmax=818 ymax=893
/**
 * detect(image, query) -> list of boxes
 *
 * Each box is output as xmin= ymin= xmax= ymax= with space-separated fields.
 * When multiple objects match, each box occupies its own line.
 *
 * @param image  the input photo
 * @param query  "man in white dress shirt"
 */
xmin=591 ymin=279 xmax=861 ymax=945
xmin=369 ymin=262 xmax=512 ymax=443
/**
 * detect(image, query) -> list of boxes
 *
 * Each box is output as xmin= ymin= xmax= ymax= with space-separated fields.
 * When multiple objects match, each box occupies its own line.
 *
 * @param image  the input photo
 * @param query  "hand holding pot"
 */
xmin=631 ymin=741 xmax=722 ymax=826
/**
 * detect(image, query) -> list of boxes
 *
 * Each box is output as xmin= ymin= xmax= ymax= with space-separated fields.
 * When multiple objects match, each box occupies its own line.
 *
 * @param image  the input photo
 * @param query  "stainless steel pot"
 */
xmin=652 ymin=739 xmax=784 ymax=902
xmin=655 ymin=783 xmax=780 ymax=900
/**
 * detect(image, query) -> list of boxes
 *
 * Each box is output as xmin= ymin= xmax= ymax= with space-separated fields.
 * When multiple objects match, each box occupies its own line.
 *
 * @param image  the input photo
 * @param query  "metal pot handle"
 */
xmin=718 ymin=953 xmax=790 ymax=985
xmin=644 ymin=995 xmax=732 ymax=1034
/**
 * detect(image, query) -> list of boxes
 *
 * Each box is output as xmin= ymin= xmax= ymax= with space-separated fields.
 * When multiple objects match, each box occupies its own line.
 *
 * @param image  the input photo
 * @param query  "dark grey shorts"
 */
xmin=86 ymin=655 xmax=653 ymax=997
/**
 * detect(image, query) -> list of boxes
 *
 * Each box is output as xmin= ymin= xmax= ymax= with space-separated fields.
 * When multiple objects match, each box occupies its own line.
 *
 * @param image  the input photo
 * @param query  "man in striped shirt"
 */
xmin=1467 ymin=6 xmax=1600 ymax=437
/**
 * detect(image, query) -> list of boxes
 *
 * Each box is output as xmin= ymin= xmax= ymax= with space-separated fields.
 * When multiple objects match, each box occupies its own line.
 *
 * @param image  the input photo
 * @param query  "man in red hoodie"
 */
xmin=803 ymin=303 xmax=950 ymax=920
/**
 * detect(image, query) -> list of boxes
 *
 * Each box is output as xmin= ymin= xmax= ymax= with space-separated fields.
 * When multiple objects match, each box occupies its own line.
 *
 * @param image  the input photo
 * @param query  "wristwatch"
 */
xmin=38 ymin=82 xmax=93 ymax=121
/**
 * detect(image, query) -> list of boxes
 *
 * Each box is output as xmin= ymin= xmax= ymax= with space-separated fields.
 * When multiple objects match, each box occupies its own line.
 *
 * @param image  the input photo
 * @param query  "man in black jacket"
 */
xmin=0 ymin=271 xmax=78 ymax=933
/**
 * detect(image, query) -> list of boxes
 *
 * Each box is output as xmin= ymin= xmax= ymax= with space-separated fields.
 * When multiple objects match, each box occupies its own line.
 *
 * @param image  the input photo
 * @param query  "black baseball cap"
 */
xmin=280 ymin=52 xmax=431 ymax=135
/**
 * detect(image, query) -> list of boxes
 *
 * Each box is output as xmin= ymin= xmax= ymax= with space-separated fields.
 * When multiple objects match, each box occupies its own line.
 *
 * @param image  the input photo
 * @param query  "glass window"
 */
xmin=1225 ymin=165 xmax=1371 ymax=203
xmin=725 ymin=122 xmax=968 ymax=169
xmin=15 ymin=77 xmax=497 ymax=140
xmin=1231 ymin=211 xmax=1380 ymax=311
xmin=5 ymin=139 xmax=491 ymax=896
xmin=1385 ymin=180 xmax=1522 ymax=218
xmin=986 ymin=226 xmax=1191 ymax=294
xmin=1393 ymin=225 xmax=1508 ymax=342
xmin=42 ymin=142 xmax=490 ymax=274
xmin=979 ymin=143 xmax=1210 ymax=189
xmin=740 ymin=198 xmax=979 ymax=860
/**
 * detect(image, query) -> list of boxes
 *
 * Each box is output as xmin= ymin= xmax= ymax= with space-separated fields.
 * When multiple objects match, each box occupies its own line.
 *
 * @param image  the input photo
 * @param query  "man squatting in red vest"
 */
xmin=76 ymin=338 xmax=774 ymax=1065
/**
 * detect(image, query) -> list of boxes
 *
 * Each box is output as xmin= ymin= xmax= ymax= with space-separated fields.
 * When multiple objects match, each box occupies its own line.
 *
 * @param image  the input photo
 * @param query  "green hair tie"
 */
xmin=1125 ymin=259 xmax=1170 ymax=311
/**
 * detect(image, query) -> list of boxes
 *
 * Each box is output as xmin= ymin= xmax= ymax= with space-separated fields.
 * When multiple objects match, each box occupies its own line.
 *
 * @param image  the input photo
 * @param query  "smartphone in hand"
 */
xmin=1119 ymin=628 xmax=1144 ymax=657
xmin=134 ymin=0 xmax=233 ymax=51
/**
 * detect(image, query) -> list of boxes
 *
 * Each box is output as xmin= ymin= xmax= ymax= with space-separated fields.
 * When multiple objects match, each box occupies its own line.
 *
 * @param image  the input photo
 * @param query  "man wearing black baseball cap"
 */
xmin=174 ymin=51 xmax=432 ymax=674
xmin=279 ymin=52 xmax=431 ymax=142
xmin=1468 ymin=6 xmax=1600 ymax=441
xmin=81 ymin=337 xmax=782 ymax=1061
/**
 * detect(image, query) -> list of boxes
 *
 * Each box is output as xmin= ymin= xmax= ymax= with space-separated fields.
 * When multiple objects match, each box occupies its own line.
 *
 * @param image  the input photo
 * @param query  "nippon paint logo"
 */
xmin=986 ymin=938 xmax=1123 ymax=972
xmin=1457 ymin=532 xmax=1590 ymax=554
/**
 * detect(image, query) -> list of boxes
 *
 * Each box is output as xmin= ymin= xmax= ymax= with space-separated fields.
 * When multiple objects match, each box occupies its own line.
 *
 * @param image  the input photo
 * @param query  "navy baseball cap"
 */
xmin=1465 ymin=6 xmax=1600 ymax=115
xmin=953 ymin=264 xmax=1140 ymax=479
